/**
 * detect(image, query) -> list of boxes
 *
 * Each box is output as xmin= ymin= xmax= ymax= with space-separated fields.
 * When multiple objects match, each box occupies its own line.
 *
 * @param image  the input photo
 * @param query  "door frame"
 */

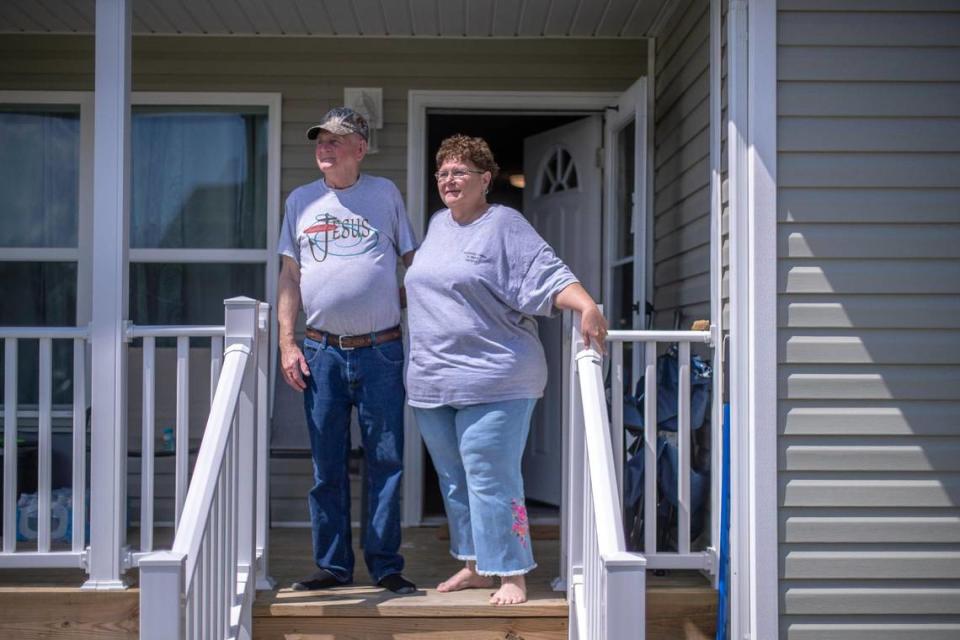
xmin=404 ymin=90 xmax=620 ymax=527
xmin=603 ymin=78 xmax=651 ymax=375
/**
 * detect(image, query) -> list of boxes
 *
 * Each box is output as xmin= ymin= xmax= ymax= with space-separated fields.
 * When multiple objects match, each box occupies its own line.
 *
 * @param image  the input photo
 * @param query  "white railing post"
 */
xmin=139 ymin=550 xmax=186 ymax=640
xmin=141 ymin=336 xmax=156 ymax=553
xmin=72 ymin=338 xmax=88 ymax=553
xmin=677 ymin=342 xmax=691 ymax=555
xmin=611 ymin=342 xmax=624 ymax=498
xmin=2 ymin=339 xmax=17 ymax=553
xmin=643 ymin=342 xmax=657 ymax=555
xmin=565 ymin=313 xmax=586 ymax=592
xmin=38 ymin=338 xmax=53 ymax=553
xmin=85 ymin=0 xmax=132 ymax=590
xmin=556 ymin=310 xmax=572 ymax=592
xmin=225 ymin=296 xmax=259 ymax=639
xmin=255 ymin=303 xmax=275 ymax=590
xmin=602 ymin=556 xmax=647 ymax=639
xmin=174 ymin=336 xmax=190 ymax=528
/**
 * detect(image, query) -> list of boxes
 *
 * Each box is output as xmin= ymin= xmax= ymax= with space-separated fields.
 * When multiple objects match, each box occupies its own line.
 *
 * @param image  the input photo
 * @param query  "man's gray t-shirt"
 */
xmin=405 ymin=205 xmax=578 ymax=408
xmin=278 ymin=175 xmax=417 ymax=335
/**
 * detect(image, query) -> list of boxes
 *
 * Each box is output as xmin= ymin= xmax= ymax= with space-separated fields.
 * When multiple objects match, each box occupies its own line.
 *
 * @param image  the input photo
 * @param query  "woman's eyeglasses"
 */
xmin=435 ymin=169 xmax=485 ymax=182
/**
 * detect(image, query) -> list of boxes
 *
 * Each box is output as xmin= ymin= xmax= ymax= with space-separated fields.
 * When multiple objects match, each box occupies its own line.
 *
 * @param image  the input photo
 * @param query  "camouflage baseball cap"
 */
xmin=306 ymin=107 xmax=369 ymax=141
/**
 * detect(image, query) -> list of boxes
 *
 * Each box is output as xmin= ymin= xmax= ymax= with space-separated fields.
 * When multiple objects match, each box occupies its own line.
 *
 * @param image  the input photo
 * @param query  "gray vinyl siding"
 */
xmin=653 ymin=0 xmax=712 ymax=331
xmin=0 ymin=33 xmax=647 ymax=525
xmin=777 ymin=2 xmax=960 ymax=639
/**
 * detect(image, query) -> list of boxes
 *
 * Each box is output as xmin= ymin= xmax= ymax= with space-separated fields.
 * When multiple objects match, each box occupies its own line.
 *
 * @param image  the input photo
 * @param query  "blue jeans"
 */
xmin=302 ymin=335 xmax=405 ymax=583
xmin=414 ymin=399 xmax=537 ymax=576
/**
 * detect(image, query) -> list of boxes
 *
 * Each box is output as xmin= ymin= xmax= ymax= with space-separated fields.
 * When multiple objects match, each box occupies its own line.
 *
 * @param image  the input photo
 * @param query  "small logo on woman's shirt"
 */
xmin=463 ymin=251 xmax=489 ymax=264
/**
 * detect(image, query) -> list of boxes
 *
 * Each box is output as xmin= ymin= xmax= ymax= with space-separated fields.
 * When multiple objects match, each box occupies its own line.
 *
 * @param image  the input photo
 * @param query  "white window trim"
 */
xmin=1 ymin=248 xmax=81 ymax=261
xmin=602 ymin=77 xmax=649 ymax=382
xmin=128 ymin=249 xmax=270 ymax=263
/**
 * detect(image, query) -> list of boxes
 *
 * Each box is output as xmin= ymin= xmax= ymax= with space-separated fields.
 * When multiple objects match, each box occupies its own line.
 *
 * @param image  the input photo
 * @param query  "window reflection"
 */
xmin=129 ymin=263 xmax=264 ymax=327
xmin=130 ymin=109 xmax=268 ymax=249
xmin=0 ymin=108 xmax=79 ymax=248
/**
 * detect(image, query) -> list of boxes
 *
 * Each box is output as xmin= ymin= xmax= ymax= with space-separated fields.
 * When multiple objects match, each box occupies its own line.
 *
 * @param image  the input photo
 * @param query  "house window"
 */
xmin=0 ymin=103 xmax=85 ymax=405
xmin=128 ymin=107 xmax=269 ymax=326
xmin=1 ymin=94 xmax=279 ymax=400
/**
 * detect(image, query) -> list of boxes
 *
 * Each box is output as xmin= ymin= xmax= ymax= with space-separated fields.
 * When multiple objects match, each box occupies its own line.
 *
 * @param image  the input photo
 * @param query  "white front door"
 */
xmin=521 ymin=115 xmax=603 ymax=505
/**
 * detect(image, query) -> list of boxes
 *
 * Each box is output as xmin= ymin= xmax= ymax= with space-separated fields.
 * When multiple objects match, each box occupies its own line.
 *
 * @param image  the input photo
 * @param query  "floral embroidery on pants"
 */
xmin=511 ymin=499 xmax=529 ymax=547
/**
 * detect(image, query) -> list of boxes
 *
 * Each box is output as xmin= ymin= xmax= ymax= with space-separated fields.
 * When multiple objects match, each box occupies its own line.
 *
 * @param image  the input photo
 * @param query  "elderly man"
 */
xmin=277 ymin=107 xmax=417 ymax=594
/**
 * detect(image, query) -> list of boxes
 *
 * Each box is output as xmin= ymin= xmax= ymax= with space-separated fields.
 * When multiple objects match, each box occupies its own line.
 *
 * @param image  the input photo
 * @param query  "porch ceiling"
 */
xmin=0 ymin=0 xmax=668 ymax=38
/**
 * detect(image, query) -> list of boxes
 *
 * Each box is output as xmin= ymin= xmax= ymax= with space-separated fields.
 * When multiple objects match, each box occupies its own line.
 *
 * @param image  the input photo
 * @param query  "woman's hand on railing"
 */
xmin=580 ymin=305 xmax=608 ymax=355
xmin=280 ymin=342 xmax=310 ymax=391
xmin=556 ymin=283 xmax=608 ymax=354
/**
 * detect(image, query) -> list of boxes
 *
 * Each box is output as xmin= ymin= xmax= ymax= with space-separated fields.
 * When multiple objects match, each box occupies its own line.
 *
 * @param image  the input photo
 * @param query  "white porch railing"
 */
xmin=0 ymin=326 xmax=89 ymax=569
xmin=127 ymin=323 xmax=225 ymax=556
xmin=606 ymin=328 xmax=715 ymax=572
xmin=139 ymin=297 xmax=268 ymax=640
xmin=565 ymin=312 xmax=717 ymax=639
xmin=566 ymin=314 xmax=647 ymax=640
xmin=1 ymin=298 xmax=273 ymax=599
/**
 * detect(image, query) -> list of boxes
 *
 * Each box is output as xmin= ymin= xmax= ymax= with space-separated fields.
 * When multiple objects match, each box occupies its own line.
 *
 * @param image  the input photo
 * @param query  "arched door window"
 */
xmin=539 ymin=147 xmax=579 ymax=195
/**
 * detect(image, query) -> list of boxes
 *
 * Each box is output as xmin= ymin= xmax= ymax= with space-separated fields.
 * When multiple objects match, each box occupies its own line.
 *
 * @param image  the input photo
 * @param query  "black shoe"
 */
xmin=291 ymin=568 xmax=349 ymax=591
xmin=377 ymin=573 xmax=417 ymax=595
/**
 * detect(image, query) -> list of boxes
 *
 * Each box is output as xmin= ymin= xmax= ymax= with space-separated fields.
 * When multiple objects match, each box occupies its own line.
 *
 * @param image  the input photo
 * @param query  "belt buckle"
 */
xmin=338 ymin=334 xmax=356 ymax=351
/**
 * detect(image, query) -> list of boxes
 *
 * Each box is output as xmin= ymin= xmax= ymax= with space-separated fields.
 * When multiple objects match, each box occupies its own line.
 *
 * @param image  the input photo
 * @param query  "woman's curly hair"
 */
xmin=435 ymin=134 xmax=500 ymax=182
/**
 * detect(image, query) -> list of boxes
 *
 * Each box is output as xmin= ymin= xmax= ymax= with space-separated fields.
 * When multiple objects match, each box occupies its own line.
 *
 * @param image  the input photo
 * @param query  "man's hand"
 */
xmin=280 ymin=342 xmax=310 ymax=391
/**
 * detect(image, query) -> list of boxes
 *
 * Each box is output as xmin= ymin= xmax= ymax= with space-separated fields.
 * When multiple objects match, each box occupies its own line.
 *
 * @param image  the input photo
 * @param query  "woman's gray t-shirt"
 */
xmin=405 ymin=205 xmax=578 ymax=408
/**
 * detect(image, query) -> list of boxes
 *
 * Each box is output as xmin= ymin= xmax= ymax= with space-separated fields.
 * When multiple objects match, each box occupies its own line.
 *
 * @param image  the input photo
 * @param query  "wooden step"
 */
xmin=255 ymin=616 xmax=567 ymax=640
xmin=254 ymin=528 xmax=716 ymax=640
xmin=0 ymin=585 xmax=138 ymax=639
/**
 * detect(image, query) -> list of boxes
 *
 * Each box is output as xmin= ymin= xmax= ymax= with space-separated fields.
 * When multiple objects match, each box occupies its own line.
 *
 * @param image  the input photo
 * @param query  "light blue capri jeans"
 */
xmin=414 ymin=398 xmax=537 ymax=577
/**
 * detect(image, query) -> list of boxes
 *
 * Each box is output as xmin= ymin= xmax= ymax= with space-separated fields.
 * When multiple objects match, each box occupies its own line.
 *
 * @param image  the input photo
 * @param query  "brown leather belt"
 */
xmin=305 ymin=325 xmax=402 ymax=350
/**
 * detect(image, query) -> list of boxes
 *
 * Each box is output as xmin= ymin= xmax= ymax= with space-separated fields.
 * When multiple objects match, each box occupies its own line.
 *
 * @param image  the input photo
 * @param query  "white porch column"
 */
xmin=746 ymin=0 xmax=779 ymax=638
xmin=83 ymin=0 xmax=131 ymax=590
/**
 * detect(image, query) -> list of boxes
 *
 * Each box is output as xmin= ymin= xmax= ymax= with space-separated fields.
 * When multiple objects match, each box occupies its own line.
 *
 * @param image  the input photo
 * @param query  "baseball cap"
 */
xmin=306 ymin=107 xmax=370 ymax=141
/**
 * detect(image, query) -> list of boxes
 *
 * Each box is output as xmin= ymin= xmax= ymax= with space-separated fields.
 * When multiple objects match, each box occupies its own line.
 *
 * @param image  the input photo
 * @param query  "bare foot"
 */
xmin=490 ymin=575 xmax=527 ymax=605
xmin=437 ymin=562 xmax=495 ymax=592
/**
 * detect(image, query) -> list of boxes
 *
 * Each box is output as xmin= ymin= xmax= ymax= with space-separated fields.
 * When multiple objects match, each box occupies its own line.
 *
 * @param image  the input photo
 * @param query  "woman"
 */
xmin=405 ymin=134 xmax=607 ymax=605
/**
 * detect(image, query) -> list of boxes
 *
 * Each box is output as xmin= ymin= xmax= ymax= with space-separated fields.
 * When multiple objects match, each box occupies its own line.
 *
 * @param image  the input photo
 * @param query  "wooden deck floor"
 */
xmin=0 ymin=526 xmax=716 ymax=639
